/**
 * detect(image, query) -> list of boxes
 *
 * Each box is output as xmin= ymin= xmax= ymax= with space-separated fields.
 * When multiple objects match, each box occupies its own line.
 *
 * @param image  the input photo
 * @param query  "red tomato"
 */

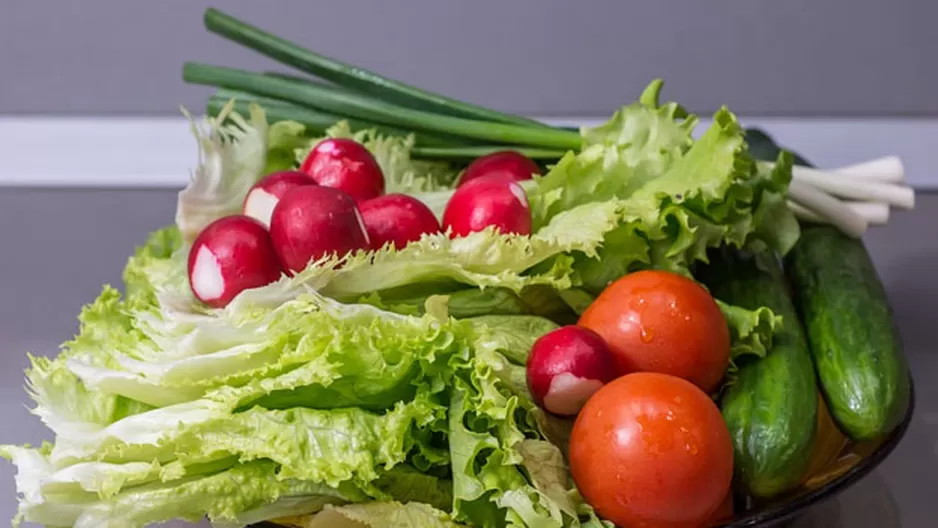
xmin=708 ymin=490 xmax=734 ymax=526
xmin=578 ymin=270 xmax=730 ymax=393
xmin=569 ymin=373 xmax=734 ymax=528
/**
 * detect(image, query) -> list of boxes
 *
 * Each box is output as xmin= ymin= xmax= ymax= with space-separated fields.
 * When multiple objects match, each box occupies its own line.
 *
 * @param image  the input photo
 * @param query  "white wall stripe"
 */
xmin=0 ymin=116 xmax=935 ymax=189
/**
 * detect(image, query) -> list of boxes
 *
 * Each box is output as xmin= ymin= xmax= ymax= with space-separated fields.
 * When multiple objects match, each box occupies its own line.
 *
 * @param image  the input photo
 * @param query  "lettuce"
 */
xmin=175 ymin=102 xmax=268 ymax=245
xmin=294 ymin=501 xmax=463 ymax=528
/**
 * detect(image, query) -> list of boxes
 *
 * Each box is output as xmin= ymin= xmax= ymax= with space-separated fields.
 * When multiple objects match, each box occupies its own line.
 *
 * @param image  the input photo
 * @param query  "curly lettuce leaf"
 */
xmin=358 ymin=288 xmax=531 ymax=319
xmin=531 ymin=81 xmax=696 ymax=229
xmin=24 ymin=289 xmax=154 ymax=438
xmin=571 ymin=107 xmax=800 ymax=292
xmin=717 ymin=300 xmax=783 ymax=360
xmin=466 ymin=315 xmax=559 ymax=365
xmin=448 ymin=344 xmax=603 ymax=528
xmin=60 ymin=291 xmax=472 ymax=419
xmin=175 ymin=102 xmax=268 ymax=244
xmin=266 ymin=120 xmax=311 ymax=174
xmin=4 ymin=396 xmax=442 ymax=525
xmin=295 ymin=501 xmax=464 ymax=528
xmin=5 ymin=460 xmax=364 ymax=528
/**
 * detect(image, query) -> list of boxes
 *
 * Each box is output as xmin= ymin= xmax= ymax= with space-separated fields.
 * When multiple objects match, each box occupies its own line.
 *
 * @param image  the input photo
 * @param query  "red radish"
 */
xmin=299 ymin=138 xmax=385 ymax=202
xmin=526 ymin=326 xmax=617 ymax=416
xmin=242 ymin=171 xmax=316 ymax=228
xmin=442 ymin=175 xmax=532 ymax=237
xmin=187 ymin=215 xmax=283 ymax=309
xmin=269 ymin=185 xmax=371 ymax=274
xmin=457 ymin=150 xmax=541 ymax=187
xmin=359 ymin=194 xmax=442 ymax=250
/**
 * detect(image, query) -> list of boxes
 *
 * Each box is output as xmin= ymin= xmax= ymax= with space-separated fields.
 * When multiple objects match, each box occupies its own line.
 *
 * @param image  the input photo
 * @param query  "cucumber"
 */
xmin=698 ymin=248 xmax=818 ymax=498
xmin=785 ymin=225 xmax=910 ymax=441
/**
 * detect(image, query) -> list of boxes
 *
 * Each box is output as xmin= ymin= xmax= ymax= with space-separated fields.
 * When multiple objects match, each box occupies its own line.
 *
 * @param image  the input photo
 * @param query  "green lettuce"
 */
xmin=175 ymin=102 xmax=268 ymax=244
xmin=296 ymin=501 xmax=464 ymax=528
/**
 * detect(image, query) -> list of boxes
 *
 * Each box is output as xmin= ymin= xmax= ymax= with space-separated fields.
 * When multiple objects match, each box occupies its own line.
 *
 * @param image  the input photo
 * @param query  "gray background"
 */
xmin=1 ymin=0 xmax=936 ymax=117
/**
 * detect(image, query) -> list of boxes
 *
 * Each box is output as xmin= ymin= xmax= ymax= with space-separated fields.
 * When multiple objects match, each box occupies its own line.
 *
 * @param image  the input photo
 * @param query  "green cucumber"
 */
xmin=785 ymin=225 xmax=910 ymax=441
xmin=699 ymin=248 xmax=818 ymax=498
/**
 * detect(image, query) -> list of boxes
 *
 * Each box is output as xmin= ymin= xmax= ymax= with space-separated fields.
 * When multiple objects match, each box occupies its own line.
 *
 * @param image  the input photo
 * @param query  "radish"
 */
xmin=359 ymin=194 xmax=441 ymax=250
xmin=242 ymin=171 xmax=316 ymax=228
xmin=299 ymin=138 xmax=385 ymax=202
xmin=526 ymin=326 xmax=617 ymax=416
xmin=187 ymin=215 xmax=283 ymax=308
xmin=269 ymin=185 xmax=371 ymax=273
xmin=442 ymin=175 xmax=532 ymax=237
xmin=457 ymin=150 xmax=541 ymax=187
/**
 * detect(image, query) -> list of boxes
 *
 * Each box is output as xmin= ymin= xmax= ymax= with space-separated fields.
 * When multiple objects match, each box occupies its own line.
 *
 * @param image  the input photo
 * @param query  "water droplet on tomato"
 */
xmin=640 ymin=327 xmax=654 ymax=343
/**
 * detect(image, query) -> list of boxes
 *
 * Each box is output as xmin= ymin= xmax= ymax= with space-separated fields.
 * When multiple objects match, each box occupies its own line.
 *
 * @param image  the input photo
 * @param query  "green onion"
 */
xmin=207 ymin=93 xmax=469 ymax=148
xmin=203 ymin=7 xmax=545 ymax=128
xmin=184 ymin=63 xmax=582 ymax=150
xmin=412 ymin=146 xmax=567 ymax=161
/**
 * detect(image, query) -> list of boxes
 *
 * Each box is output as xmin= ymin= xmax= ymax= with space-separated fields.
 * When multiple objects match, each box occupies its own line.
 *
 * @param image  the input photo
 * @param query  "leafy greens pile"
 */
xmin=1 ymin=81 xmax=797 ymax=528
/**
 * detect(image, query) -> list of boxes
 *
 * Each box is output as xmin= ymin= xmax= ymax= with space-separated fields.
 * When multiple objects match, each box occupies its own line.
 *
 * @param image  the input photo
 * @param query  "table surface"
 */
xmin=0 ymin=189 xmax=934 ymax=528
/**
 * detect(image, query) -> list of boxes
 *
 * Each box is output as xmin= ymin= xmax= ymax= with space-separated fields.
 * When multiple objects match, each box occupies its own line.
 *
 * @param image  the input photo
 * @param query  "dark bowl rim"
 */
xmin=719 ymin=372 xmax=916 ymax=527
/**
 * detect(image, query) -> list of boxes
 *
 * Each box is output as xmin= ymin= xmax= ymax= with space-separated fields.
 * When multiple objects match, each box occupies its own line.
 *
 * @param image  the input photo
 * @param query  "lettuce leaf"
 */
xmin=295 ymin=501 xmax=464 ymax=528
xmin=175 ymin=102 xmax=268 ymax=245
xmin=6 ymin=460 xmax=364 ymax=528
xmin=717 ymin=300 xmax=783 ymax=360
xmin=50 ymin=291 xmax=473 ymax=429
xmin=4 ymin=394 xmax=442 ymax=525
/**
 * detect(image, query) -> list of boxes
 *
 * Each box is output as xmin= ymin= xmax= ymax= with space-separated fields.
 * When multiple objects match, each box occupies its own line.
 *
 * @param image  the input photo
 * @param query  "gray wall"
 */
xmin=1 ymin=0 xmax=936 ymax=117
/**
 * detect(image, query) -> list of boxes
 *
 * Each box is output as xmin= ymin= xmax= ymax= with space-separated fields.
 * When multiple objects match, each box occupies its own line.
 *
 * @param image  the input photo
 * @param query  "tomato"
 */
xmin=578 ymin=270 xmax=730 ymax=393
xmin=707 ymin=490 xmax=734 ymax=526
xmin=569 ymin=372 xmax=734 ymax=528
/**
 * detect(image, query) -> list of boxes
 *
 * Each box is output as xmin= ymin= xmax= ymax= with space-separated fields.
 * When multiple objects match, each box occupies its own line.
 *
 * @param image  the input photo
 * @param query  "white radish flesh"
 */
xmin=242 ymin=171 xmax=316 ymax=228
xmin=526 ymin=326 xmax=617 ymax=416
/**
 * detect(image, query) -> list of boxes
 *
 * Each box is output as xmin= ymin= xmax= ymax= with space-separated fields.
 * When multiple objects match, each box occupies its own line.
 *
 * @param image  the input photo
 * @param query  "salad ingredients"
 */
xmin=578 ymin=270 xmax=730 ymax=393
xmin=269 ymin=185 xmax=370 ymax=273
xmin=699 ymin=248 xmax=819 ymax=498
xmin=456 ymin=150 xmax=541 ymax=187
xmin=525 ymin=326 xmax=616 ymax=416
xmin=442 ymin=175 xmax=532 ymax=237
xmin=300 ymin=138 xmax=385 ymax=202
xmin=187 ymin=215 xmax=283 ymax=308
xmin=358 ymin=194 xmax=441 ymax=250
xmin=786 ymin=226 xmax=910 ymax=441
xmin=3 ymin=56 xmax=846 ymax=526
xmin=243 ymin=170 xmax=316 ymax=227
xmin=569 ymin=372 xmax=733 ymax=528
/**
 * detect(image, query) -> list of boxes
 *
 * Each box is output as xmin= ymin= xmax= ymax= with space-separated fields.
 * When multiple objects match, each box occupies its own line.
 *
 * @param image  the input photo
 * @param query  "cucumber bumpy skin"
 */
xmin=700 ymin=249 xmax=818 ymax=498
xmin=785 ymin=225 xmax=910 ymax=441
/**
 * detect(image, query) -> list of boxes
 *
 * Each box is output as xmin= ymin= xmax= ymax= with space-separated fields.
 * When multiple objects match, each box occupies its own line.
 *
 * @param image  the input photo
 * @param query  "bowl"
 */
xmin=719 ymin=374 xmax=915 ymax=527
